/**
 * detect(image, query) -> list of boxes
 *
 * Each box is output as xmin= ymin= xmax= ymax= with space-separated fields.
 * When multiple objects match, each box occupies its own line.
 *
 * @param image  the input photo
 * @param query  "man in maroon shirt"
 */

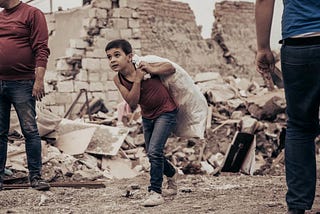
xmin=0 ymin=0 xmax=50 ymax=191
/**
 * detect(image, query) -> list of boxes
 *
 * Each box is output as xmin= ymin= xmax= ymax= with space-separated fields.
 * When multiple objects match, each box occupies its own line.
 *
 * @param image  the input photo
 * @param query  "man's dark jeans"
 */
xmin=142 ymin=109 xmax=178 ymax=194
xmin=281 ymin=44 xmax=320 ymax=210
xmin=0 ymin=80 xmax=42 ymax=181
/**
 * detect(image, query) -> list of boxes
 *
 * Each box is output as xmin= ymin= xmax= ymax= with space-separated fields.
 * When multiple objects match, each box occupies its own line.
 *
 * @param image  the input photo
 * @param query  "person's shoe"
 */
xmin=141 ymin=190 xmax=165 ymax=207
xmin=287 ymin=208 xmax=305 ymax=214
xmin=30 ymin=176 xmax=50 ymax=191
xmin=162 ymin=169 xmax=178 ymax=197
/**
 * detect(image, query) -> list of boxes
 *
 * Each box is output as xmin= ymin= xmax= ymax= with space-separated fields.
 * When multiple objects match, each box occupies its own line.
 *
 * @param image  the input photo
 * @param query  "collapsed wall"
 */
xmin=43 ymin=0 xmax=224 ymax=117
xmin=42 ymin=0 xmax=256 ymax=118
xmin=212 ymin=1 xmax=257 ymax=77
xmin=137 ymin=0 xmax=224 ymax=74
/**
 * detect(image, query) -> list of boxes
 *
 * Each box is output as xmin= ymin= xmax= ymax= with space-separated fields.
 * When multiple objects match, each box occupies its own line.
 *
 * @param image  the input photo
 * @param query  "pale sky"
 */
xmin=25 ymin=0 xmax=283 ymax=50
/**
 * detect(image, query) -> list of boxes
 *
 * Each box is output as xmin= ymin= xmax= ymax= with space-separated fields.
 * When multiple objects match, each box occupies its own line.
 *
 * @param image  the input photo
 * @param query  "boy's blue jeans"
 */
xmin=0 ymin=80 xmax=42 ymax=181
xmin=142 ymin=109 xmax=178 ymax=194
xmin=281 ymin=44 xmax=320 ymax=210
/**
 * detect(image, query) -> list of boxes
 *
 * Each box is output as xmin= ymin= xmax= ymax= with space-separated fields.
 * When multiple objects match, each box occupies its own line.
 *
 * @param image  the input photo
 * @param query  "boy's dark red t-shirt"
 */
xmin=118 ymin=73 xmax=177 ymax=119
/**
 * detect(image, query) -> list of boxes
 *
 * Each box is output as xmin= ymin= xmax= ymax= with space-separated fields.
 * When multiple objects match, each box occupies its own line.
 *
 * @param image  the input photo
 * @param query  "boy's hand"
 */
xmin=138 ymin=61 xmax=153 ymax=74
xmin=134 ymin=69 xmax=146 ymax=82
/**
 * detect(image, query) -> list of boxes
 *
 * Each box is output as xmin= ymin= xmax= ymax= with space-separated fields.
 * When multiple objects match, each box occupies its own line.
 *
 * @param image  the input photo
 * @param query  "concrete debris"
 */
xmin=4 ymin=72 xmax=320 ymax=187
xmin=56 ymin=127 xmax=96 ymax=155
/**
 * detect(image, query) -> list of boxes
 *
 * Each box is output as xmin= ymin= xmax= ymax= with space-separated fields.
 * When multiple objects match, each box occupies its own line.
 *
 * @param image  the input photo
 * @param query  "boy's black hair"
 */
xmin=105 ymin=39 xmax=132 ymax=55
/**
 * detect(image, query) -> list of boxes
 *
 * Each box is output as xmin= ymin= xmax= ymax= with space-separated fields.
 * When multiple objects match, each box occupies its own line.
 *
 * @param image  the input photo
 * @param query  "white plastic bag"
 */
xmin=132 ymin=54 xmax=208 ymax=139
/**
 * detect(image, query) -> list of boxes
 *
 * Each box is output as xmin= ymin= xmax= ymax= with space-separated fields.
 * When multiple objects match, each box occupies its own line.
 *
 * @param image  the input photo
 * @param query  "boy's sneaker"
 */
xmin=141 ymin=190 xmax=165 ymax=207
xmin=30 ymin=176 xmax=50 ymax=191
xmin=162 ymin=169 xmax=178 ymax=197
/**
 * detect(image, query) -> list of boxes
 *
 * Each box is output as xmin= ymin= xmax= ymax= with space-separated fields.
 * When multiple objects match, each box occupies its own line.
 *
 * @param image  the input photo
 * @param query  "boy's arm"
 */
xmin=138 ymin=61 xmax=175 ymax=76
xmin=113 ymin=73 xmax=143 ymax=110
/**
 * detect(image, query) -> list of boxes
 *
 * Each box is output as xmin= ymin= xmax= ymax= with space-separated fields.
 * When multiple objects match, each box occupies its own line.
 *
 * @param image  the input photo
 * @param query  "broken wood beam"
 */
xmin=3 ymin=181 xmax=106 ymax=190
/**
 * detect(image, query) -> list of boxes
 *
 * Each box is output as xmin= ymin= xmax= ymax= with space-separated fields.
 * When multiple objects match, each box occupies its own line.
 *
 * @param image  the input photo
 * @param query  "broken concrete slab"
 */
xmin=245 ymin=89 xmax=286 ymax=120
xmin=247 ymin=96 xmax=286 ymax=120
xmin=197 ymin=81 xmax=237 ymax=103
xmin=56 ymin=119 xmax=129 ymax=156
xmin=55 ymin=127 xmax=96 ymax=155
xmin=101 ymin=157 xmax=139 ymax=179
xmin=194 ymin=72 xmax=224 ymax=84
xmin=239 ymin=115 xmax=258 ymax=134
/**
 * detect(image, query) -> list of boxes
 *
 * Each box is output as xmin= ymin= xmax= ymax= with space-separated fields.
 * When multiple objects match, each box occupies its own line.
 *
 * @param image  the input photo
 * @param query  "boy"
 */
xmin=105 ymin=39 xmax=178 ymax=207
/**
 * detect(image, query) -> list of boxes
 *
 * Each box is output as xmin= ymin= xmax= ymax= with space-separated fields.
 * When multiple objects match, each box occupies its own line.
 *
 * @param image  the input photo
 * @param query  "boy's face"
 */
xmin=106 ymin=48 xmax=132 ymax=72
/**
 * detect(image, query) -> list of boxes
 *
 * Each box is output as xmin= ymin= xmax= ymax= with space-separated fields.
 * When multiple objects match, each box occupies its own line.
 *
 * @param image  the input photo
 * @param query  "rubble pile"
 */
xmin=4 ymin=72 xmax=319 ymax=186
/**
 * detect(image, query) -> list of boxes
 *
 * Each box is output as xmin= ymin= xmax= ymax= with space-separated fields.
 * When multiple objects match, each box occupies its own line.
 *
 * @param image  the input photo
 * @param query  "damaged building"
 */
xmin=4 ymin=0 xmax=305 ymax=189
xmin=43 ymin=0 xmax=258 ymax=116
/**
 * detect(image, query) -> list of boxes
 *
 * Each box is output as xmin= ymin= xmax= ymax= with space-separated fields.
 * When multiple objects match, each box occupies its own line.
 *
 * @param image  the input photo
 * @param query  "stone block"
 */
xmin=55 ymin=58 xmax=73 ymax=71
xmin=100 ymin=59 xmax=109 ymax=72
xmin=86 ymin=49 xmax=106 ymax=58
xmin=54 ymin=92 xmax=73 ymax=105
xmin=93 ymin=37 xmax=108 ymax=48
xmin=75 ymin=69 xmax=88 ymax=81
xmin=109 ymin=18 xmax=128 ymax=29
xmin=131 ymin=28 xmax=140 ymax=39
xmin=83 ymin=18 xmax=97 ymax=28
xmin=82 ymin=58 xmax=101 ymax=71
xmin=108 ymin=70 xmax=117 ymax=81
xmin=102 ymin=28 xmax=120 ymax=40
xmin=69 ymin=39 xmax=88 ymax=49
xmin=88 ymin=72 xmax=101 ymax=82
xmin=108 ymin=90 xmax=121 ymax=101
xmin=119 ymin=8 xmax=133 ymax=18
xmin=92 ymin=0 xmax=112 ymax=9
xmin=65 ymin=48 xmax=85 ymax=57
xmin=88 ymin=8 xmax=107 ymax=19
xmin=128 ymin=39 xmax=141 ymax=49
xmin=89 ymin=82 xmax=105 ymax=91
xmin=120 ymin=29 xmax=132 ymax=38
xmin=74 ymin=81 xmax=90 ymax=92
xmin=100 ymin=71 xmax=109 ymax=81
xmin=41 ymin=93 xmax=56 ymax=105
xmin=48 ymin=105 xmax=65 ymax=117
xmin=57 ymin=81 xmax=74 ymax=93
xmin=119 ymin=0 xmax=139 ymax=9
xmin=112 ymin=8 xmax=121 ymax=18
xmin=105 ymin=81 xmax=117 ymax=90
xmin=128 ymin=19 xmax=139 ymax=28
xmin=97 ymin=19 xmax=108 ymax=28
xmin=132 ymin=11 xmax=139 ymax=19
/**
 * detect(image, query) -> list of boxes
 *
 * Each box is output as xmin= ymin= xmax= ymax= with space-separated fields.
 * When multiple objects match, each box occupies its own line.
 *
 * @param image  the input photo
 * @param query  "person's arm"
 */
xmin=137 ymin=61 xmax=175 ymax=76
xmin=30 ymin=9 xmax=50 ymax=101
xmin=113 ymin=71 xmax=144 ymax=110
xmin=255 ymin=0 xmax=276 ymax=90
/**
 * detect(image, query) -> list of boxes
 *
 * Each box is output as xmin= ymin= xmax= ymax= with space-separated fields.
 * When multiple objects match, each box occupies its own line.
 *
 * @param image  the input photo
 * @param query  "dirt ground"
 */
xmin=0 ymin=170 xmax=320 ymax=214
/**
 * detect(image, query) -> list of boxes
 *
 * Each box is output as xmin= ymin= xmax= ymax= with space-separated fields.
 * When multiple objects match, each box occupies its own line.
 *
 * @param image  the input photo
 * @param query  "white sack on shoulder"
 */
xmin=132 ymin=54 xmax=208 ymax=139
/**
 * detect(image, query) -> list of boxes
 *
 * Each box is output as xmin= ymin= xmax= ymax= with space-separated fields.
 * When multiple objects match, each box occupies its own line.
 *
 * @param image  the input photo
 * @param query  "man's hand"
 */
xmin=255 ymin=49 xmax=275 ymax=90
xmin=33 ymin=67 xmax=46 ymax=101
xmin=255 ymin=49 xmax=275 ymax=74
xmin=32 ymin=79 xmax=45 ymax=101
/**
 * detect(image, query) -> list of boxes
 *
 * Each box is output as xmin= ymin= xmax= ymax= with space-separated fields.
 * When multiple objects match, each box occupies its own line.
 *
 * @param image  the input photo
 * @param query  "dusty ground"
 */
xmin=0 ymin=171 xmax=320 ymax=214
